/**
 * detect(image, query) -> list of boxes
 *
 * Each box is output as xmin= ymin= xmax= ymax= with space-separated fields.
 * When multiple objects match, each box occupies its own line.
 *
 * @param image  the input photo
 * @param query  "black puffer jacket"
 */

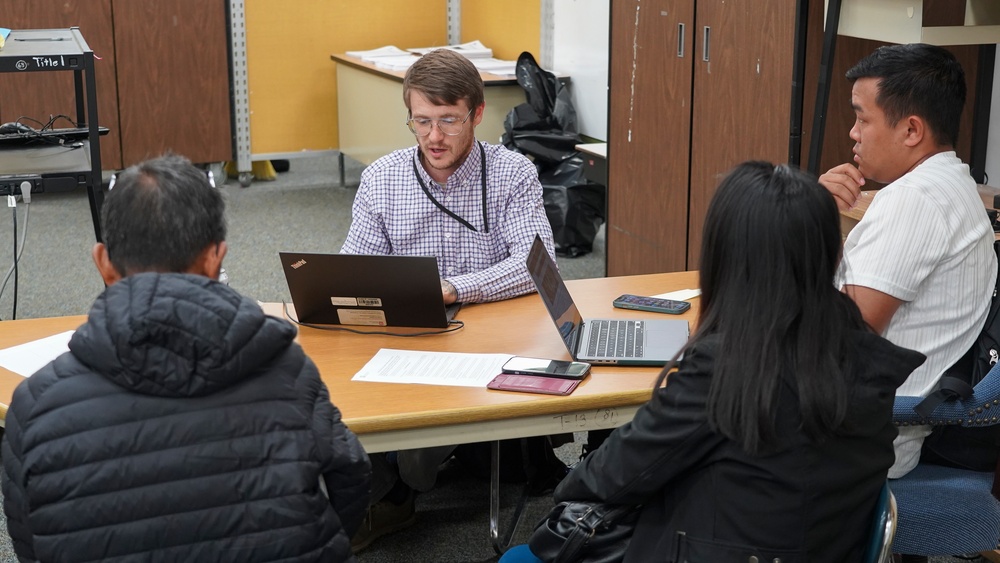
xmin=1 ymin=273 xmax=370 ymax=562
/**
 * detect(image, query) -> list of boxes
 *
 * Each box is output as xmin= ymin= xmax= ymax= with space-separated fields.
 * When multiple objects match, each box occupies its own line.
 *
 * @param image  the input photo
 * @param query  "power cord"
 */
xmin=0 ymin=192 xmax=30 ymax=321
xmin=7 ymin=115 xmax=87 ymax=148
xmin=281 ymin=301 xmax=465 ymax=336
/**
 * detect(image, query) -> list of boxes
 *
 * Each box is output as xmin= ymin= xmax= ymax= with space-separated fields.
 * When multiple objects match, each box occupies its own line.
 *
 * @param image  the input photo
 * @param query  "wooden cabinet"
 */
xmin=687 ymin=2 xmax=797 ymax=265
xmin=0 ymin=0 xmax=232 ymax=170
xmin=608 ymin=0 xmax=797 ymax=274
xmin=607 ymin=0 xmax=694 ymax=275
xmin=608 ymin=0 xmax=984 ymax=275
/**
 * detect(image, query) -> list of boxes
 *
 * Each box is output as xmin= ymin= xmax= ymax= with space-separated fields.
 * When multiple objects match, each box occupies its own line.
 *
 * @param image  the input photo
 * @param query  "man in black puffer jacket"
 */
xmin=1 ymin=154 xmax=370 ymax=562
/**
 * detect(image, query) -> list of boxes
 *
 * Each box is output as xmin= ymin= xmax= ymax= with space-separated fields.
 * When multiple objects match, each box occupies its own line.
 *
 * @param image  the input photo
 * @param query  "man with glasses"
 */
xmin=341 ymin=48 xmax=555 ymax=305
xmin=341 ymin=48 xmax=558 ymax=551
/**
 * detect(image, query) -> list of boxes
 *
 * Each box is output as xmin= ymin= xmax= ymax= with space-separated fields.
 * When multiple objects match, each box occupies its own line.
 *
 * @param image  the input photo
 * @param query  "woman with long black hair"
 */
xmin=537 ymin=161 xmax=925 ymax=562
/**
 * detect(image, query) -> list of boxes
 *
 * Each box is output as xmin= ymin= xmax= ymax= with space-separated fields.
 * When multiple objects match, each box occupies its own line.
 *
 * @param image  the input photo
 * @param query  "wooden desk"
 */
xmin=0 ymin=272 xmax=700 ymax=455
xmin=575 ymin=142 xmax=608 ymax=187
xmin=331 ymin=54 xmax=530 ymax=166
xmin=840 ymin=185 xmax=1000 ymax=240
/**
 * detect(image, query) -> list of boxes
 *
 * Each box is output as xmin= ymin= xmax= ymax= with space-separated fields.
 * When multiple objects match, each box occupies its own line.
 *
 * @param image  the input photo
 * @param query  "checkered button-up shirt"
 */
xmin=341 ymin=141 xmax=555 ymax=303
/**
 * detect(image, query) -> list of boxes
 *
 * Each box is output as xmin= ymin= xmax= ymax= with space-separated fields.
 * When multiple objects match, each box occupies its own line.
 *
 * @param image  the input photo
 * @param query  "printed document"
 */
xmin=353 ymin=348 xmax=512 ymax=387
xmin=0 ymin=330 xmax=73 ymax=377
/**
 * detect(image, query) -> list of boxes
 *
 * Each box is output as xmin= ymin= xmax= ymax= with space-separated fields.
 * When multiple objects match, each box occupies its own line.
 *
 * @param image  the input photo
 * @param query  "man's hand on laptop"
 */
xmin=441 ymin=279 xmax=458 ymax=305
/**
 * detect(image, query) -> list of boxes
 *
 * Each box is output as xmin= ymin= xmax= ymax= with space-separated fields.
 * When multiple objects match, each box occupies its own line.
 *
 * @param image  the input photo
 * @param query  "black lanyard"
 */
xmin=413 ymin=142 xmax=489 ymax=233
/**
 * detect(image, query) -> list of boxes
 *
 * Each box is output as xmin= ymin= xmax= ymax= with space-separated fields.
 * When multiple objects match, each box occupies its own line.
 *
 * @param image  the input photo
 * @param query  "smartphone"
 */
xmin=501 ymin=356 xmax=591 ymax=380
xmin=487 ymin=373 xmax=582 ymax=396
xmin=612 ymin=294 xmax=691 ymax=315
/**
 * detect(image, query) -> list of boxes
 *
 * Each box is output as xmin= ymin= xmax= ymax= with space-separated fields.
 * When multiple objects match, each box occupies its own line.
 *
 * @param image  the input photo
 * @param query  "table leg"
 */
xmin=490 ymin=439 xmax=531 ymax=554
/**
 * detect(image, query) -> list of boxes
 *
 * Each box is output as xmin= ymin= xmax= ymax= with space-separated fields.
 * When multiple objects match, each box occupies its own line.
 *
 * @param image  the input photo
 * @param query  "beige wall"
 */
xmin=245 ymin=1 xmax=542 ymax=156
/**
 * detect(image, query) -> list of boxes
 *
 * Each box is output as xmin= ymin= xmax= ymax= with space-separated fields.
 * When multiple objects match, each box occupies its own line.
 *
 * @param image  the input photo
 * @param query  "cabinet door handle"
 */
xmin=702 ymin=26 xmax=711 ymax=62
xmin=677 ymin=23 xmax=685 ymax=58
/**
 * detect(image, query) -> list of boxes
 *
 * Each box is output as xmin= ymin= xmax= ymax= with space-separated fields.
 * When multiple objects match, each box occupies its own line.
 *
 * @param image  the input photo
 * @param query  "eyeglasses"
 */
xmin=108 ymin=169 xmax=216 ymax=190
xmin=406 ymin=109 xmax=474 ymax=137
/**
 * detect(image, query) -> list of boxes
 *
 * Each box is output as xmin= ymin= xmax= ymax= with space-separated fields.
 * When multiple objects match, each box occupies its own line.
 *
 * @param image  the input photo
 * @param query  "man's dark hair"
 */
xmin=846 ymin=43 xmax=966 ymax=147
xmin=101 ymin=154 xmax=226 ymax=275
xmin=403 ymin=48 xmax=485 ymax=113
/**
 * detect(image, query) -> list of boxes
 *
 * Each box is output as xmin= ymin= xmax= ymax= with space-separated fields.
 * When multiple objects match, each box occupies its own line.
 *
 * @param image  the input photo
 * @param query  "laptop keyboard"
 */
xmin=587 ymin=319 xmax=644 ymax=358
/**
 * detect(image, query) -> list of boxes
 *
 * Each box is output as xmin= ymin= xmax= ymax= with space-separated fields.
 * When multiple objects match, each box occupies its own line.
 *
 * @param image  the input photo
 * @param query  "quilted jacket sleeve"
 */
xmin=2 ymin=379 xmax=38 ymax=562
xmin=304 ymin=356 xmax=371 ymax=536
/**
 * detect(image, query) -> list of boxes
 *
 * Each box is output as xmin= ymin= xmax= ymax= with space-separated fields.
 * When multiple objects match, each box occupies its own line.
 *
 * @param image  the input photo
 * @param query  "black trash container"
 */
xmin=502 ymin=52 xmax=606 ymax=257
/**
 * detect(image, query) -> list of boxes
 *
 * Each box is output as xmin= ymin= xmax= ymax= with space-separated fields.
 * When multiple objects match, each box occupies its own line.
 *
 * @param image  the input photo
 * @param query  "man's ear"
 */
xmin=187 ymin=241 xmax=228 ymax=279
xmin=903 ymin=115 xmax=927 ymax=147
xmin=472 ymin=102 xmax=485 ymax=127
xmin=92 ymin=243 xmax=123 ymax=286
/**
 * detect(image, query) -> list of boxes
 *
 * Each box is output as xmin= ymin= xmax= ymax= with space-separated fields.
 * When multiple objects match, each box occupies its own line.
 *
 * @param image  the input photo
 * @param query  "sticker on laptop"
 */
xmin=330 ymin=297 xmax=383 ymax=307
xmin=337 ymin=309 xmax=387 ymax=326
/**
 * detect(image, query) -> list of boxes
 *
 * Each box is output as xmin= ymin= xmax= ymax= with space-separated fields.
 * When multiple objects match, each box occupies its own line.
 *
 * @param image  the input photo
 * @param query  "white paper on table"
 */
xmin=352 ymin=348 xmax=513 ymax=387
xmin=0 ymin=330 xmax=74 ymax=378
xmin=651 ymin=288 xmax=701 ymax=301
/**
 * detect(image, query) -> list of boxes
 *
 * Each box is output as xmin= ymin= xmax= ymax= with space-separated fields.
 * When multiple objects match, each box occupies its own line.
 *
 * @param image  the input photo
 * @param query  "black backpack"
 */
xmin=917 ymin=240 xmax=1000 ymax=471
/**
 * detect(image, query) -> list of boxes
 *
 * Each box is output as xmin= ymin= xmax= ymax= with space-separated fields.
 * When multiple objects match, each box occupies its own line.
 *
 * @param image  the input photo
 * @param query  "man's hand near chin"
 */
xmin=819 ymin=163 xmax=866 ymax=211
xmin=441 ymin=279 xmax=458 ymax=305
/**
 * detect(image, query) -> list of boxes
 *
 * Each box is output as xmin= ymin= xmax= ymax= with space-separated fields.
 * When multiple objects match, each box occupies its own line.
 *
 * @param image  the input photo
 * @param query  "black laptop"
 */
xmin=526 ymin=236 xmax=689 ymax=365
xmin=279 ymin=252 xmax=459 ymax=328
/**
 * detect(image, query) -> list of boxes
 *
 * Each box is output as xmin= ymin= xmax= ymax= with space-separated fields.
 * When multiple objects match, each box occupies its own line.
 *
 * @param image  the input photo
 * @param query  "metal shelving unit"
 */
xmin=0 ymin=27 xmax=104 ymax=242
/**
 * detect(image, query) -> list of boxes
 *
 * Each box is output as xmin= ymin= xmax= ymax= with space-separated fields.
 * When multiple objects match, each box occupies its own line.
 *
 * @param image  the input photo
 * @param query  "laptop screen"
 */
xmin=279 ymin=252 xmax=451 ymax=328
xmin=526 ymin=236 xmax=584 ymax=355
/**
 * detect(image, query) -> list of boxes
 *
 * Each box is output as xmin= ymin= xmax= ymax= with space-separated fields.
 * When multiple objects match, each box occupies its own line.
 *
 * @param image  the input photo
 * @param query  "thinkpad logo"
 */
xmin=290 ymin=259 xmax=307 ymax=269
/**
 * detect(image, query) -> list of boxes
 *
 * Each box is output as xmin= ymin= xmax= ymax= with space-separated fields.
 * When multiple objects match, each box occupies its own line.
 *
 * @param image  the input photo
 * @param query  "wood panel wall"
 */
xmin=113 ymin=0 xmax=232 ymax=165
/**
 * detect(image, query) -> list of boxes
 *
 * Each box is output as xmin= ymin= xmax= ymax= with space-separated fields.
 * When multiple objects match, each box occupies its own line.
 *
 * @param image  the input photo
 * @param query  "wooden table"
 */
xmin=0 ymin=272 xmax=700 ymax=449
xmin=0 ymin=271 xmax=699 ymax=553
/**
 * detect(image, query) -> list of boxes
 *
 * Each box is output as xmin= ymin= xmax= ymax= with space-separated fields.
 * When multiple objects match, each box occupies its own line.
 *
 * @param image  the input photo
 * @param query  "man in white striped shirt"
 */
xmin=820 ymin=44 xmax=996 ymax=478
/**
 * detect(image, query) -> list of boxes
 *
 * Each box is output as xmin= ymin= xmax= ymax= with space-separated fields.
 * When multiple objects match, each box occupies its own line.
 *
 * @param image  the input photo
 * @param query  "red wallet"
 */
xmin=487 ymin=373 xmax=582 ymax=396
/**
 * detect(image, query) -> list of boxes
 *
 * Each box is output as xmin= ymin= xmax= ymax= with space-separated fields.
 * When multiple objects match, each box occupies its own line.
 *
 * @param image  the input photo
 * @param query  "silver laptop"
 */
xmin=526 ymin=236 xmax=689 ymax=365
xmin=279 ymin=252 xmax=459 ymax=328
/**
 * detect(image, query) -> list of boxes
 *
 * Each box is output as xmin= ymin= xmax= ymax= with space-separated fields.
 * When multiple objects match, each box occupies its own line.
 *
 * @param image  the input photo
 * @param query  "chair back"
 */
xmin=862 ymin=481 xmax=897 ymax=563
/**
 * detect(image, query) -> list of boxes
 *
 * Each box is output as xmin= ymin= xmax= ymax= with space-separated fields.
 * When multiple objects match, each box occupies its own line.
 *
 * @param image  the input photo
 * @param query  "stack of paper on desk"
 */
xmin=408 ymin=40 xmax=493 ymax=59
xmin=346 ymin=45 xmax=409 ymax=61
xmin=471 ymin=58 xmax=517 ymax=77
xmin=371 ymin=56 xmax=419 ymax=71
